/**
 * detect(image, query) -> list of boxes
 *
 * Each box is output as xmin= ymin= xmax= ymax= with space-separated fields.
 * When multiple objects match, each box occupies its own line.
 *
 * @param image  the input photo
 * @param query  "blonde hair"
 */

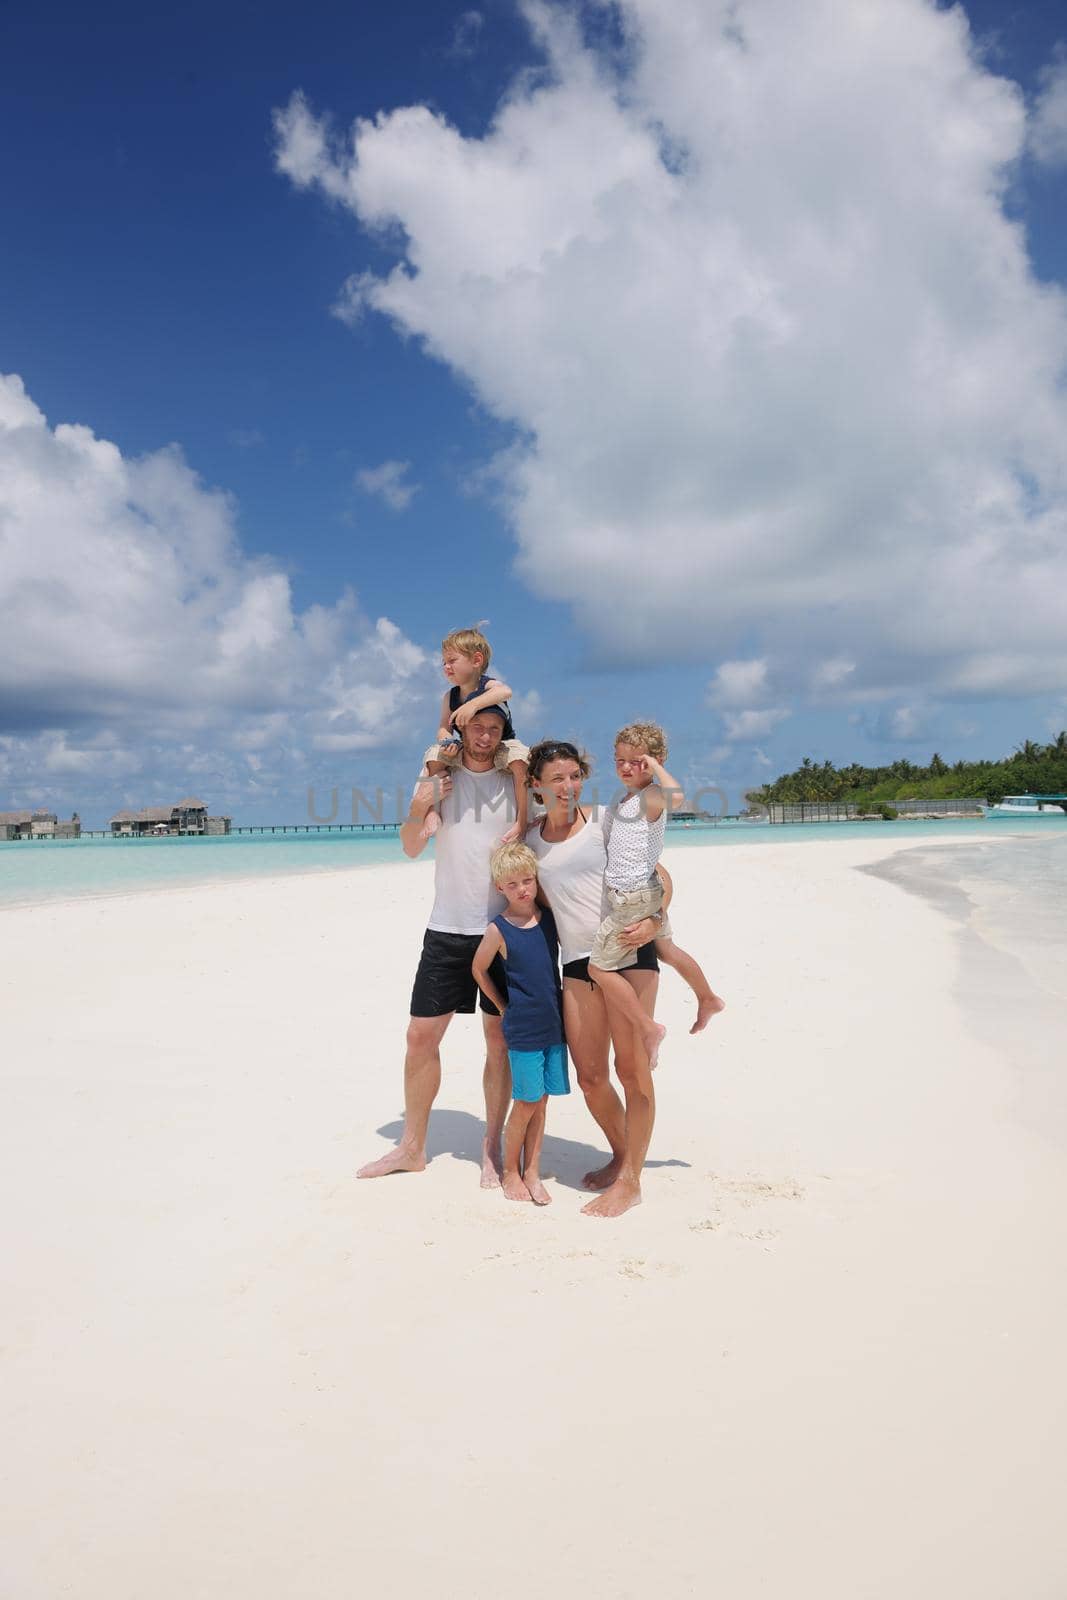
xmin=490 ymin=840 xmax=539 ymax=885
xmin=441 ymin=627 xmax=491 ymax=670
xmin=615 ymin=721 xmax=668 ymax=761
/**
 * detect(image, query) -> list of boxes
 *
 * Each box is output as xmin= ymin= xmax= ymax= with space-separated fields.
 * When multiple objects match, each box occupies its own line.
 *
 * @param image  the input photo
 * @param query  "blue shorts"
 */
xmin=508 ymin=1043 xmax=570 ymax=1103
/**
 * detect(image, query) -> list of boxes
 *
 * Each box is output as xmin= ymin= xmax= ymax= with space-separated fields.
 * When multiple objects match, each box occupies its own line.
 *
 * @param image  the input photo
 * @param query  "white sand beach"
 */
xmin=3 ymin=834 xmax=1065 ymax=1598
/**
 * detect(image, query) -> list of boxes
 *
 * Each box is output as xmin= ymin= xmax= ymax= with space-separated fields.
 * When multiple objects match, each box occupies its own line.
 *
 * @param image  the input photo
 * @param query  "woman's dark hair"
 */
xmin=526 ymin=739 xmax=592 ymax=787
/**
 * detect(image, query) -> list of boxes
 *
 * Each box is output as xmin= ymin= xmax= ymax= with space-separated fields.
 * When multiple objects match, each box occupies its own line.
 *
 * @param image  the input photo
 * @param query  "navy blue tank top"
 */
xmin=492 ymin=906 xmax=564 ymax=1050
xmin=449 ymin=674 xmax=515 ymax=740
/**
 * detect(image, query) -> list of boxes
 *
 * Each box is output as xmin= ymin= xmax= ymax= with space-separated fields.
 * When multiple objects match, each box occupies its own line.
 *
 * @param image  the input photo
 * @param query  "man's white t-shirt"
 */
xmin=426 ymin=764 xmax=509 ymax=935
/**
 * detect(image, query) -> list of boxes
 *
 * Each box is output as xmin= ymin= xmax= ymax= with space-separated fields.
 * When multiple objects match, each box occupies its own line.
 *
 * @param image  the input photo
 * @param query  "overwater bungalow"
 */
xmin=0 ymin=810 xmax=81 ymax=841
xmin=109 ymin=798 xmax=231 ymax=837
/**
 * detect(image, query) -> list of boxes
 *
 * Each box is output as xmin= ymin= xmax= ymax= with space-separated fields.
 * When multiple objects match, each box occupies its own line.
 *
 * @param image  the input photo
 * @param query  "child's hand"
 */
xmin=450 ymin=702 xmax=475 ymax=730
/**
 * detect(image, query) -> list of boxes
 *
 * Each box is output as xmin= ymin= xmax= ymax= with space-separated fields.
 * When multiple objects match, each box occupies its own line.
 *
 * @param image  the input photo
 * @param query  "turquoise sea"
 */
xmin=2 ymin=812 xmax=1066 ymax=910
xmin=865 ymin=831 xmax=1067 ymax=1140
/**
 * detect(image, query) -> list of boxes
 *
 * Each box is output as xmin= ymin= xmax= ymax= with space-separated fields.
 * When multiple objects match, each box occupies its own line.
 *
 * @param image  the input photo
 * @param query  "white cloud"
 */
xmin=356 ymin=458 xmax=420 ymax=511
xmin=276 ymin=0 xmax=1067 ymax=707
xmin=706 ymin=658 xmax=769 ymax=708
xmin=721 ymin=707 xmax=790 ymax=741
xmin=509 ymin=688 xmax=545 ymax=723
xmin=811 ymin=658 xmax=856 ymax=693
xmin=1030 ymin=49 xmax=1067 ymax=168
xmin=448 ymin=9 xmax=484 ymax=60
xmin=0 ymin=374 xmax=434 ymax=809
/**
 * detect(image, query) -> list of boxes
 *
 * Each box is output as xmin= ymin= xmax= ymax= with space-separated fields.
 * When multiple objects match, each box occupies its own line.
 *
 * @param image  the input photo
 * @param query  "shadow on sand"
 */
xmin=377 ymin=1109 xmax=690 ymax=1193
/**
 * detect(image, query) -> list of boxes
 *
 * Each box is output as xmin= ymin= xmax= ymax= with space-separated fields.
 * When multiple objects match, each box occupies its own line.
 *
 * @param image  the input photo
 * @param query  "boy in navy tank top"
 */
xmin=472 ymin=842 xmax=569 ymax=1205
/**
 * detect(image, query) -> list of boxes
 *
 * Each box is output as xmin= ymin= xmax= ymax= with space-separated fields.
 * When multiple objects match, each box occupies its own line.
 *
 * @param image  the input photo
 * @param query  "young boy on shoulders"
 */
xmin=589 ymin=721 xmax=725 ymax=1066
xmin=472 ymin=842 xmax=569 ymax=1206
xmin=420 ymin=627 xmax=529 ymax=842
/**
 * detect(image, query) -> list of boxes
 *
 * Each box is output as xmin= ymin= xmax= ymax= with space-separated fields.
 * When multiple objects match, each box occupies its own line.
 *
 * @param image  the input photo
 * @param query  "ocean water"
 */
xmin=863 ymin=832 xmax=1067 ymax=1140
xmin=2 ymin=811 xmax=1066 ymax=911
xmin=0 ymin=828 xmax=401 ymax=910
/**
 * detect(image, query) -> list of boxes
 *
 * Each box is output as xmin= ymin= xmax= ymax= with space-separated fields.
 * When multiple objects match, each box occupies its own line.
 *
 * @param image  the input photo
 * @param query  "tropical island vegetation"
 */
xmin=747 ymin=732 xmax=1067 ymax=811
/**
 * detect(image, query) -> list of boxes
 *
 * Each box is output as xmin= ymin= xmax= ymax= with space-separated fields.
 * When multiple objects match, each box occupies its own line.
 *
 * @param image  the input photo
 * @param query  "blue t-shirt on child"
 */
xmin=492 ymin=905 xmax=564 ymax=1050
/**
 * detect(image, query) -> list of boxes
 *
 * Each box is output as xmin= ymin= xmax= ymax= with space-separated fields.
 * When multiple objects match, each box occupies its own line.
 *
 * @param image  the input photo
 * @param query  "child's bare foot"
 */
xmin=692 ymin=993 xmax=726 ymax=1034
xmin=524 ymin=1175 xmax=552 ymax=1205
xmin=643 ymin=1021 xmax=667 ymax=1069
xmin=419 ymin=809 xmax=441 ymax=840
xmin=501 ymin=1171 xmax=532 ymax=1202
xmin=581 ymin=1178 xmax=642 ymax=1218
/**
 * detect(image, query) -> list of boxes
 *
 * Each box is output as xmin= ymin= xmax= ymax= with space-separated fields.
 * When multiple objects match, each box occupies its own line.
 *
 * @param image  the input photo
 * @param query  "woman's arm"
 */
xmin=472 ymin=925 xmax=507 ymax=1013
xmin=618 ymin=864 xmax=673 ymax=949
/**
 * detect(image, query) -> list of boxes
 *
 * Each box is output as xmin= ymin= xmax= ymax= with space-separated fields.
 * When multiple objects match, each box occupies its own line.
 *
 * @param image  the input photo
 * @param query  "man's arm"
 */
xmin=472 ymin=925 xmax=507 ymax=1013
xmin=450 ymin=677 xmax=513 ymax=728
xmin=399 ymin=775 xmax=451 ymax=858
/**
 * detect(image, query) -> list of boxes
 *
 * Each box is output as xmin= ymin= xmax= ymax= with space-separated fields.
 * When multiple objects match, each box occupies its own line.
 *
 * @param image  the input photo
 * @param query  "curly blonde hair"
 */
xmin=614 ymin=721 xmax=668 ymax=761
xmin=490 ymin=840 xmax=539 ymax=886
xmin=441 ymin=627 xmax=491 ymax=669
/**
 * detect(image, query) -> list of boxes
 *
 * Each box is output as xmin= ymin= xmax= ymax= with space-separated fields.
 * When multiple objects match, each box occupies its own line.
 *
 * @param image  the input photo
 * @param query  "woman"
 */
xmin=526 ymin=739 xmax=669 ymax=1218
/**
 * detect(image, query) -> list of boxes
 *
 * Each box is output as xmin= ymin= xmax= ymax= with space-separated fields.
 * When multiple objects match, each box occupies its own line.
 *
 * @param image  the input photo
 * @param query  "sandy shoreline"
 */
xmin=3 ymin=834 xmax=1064 ymax=1597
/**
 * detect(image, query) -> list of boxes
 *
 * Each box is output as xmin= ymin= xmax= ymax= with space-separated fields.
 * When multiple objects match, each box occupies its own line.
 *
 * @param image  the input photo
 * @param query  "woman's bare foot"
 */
xmin=692 ymin=993 xmax=726 ymax=1034
xmin=357 ymin=1146 xmax=427 ymax=1179
xmin=501 ymin=1171 xmax=532 ymax=1202
xmin=642 ymin=1021 xmax=667 ymax=1069
xmin=524 ymin=1175 xmax=552 ymax=1205
xmin=581 ymin=1178 xmax=642 ymax=1218
xmin=582 ymin=1155 xmax=623 ymax=1190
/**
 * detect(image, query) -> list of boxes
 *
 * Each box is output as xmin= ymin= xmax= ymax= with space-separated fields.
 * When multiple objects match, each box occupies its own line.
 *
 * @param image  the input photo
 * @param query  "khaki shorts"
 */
xmin=589 ymin=879 xmax=672 ymax=972
xmin=422 ymin=737 xmax=529 ymax=774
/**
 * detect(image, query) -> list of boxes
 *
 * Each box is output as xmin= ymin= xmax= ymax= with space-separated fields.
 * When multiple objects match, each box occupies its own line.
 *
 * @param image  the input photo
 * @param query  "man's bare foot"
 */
xmin=357 ymin=1147 xmax=427 ymax=1179
xmin=524 ymin=1175 xmax=552 ymax=1205
xmin=692 ymin=993 xmax=726 ymax=1034
xmin=419 ymin=809 xmax=441 ymax=840
xmin=501 ymin=1171 xmax=532 ymax=1202
xmin=480 ymin=1145 xmax=502 ymax=1189
xmin=643 ymin=1022 xmax=667 ymax=1069
xmin=582 ymin=1155 xmax=623 ymax=1190
xmin=581 ymin=1178 xmax=642 ymax=1218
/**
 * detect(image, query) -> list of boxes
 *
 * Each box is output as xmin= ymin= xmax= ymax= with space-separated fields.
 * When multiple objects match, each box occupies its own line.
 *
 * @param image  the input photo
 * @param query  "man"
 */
xmin=358 ymin=707 xmax=514 ymax=1186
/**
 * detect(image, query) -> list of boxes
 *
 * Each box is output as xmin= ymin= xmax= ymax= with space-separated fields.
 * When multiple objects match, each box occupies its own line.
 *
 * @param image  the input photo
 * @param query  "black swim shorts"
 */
xmin=410 ymin=928 xmax=506 ymax=1019
xmin=562 ymin=940 xmax=660 ymax=986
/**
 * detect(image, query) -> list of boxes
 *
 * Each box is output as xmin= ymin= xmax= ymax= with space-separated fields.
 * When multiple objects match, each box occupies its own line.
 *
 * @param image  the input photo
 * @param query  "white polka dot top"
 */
xmin=604 ymin=788 xmax=666 ymax=893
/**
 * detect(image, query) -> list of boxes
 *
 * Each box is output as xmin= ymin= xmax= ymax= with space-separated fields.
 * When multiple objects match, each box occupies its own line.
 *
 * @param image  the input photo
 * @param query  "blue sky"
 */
xmin=2 ymin=0 xmax=1067 ymax=825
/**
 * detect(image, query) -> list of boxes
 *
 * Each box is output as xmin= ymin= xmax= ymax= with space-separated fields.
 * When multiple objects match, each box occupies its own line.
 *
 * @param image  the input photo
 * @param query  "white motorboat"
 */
xmin=989 ymin=794 xmax=1067 ymax=816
